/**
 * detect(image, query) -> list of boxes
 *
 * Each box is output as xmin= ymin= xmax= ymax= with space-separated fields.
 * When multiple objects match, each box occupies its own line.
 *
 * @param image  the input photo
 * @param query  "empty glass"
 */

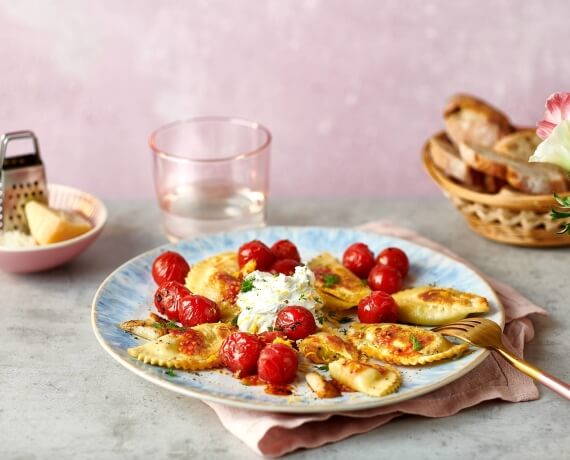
xmin=150 ymin=117 xmax=271 ymax=241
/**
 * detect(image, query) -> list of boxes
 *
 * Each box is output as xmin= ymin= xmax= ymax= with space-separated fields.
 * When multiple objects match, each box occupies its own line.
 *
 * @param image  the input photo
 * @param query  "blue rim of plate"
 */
xmin=92 ymin=226 xmax=504 ymax=413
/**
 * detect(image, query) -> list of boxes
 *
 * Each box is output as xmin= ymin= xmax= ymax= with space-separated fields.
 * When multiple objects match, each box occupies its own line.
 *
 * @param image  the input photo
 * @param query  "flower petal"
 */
xmin=536 ymin=92 xmax=570 ymax=139
xmin=529 ymin=119 xmax=570 ymax=171
xmin=537 ymin=120 xmax=557 ymax=140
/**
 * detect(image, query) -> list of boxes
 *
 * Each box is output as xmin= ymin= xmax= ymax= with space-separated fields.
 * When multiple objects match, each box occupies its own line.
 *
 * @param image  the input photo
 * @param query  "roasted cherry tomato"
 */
xmin=270 ymin=258 xmax=301 ymax=276
xmin=342 ymin=242 xmax=375 ymax=279
xmin=220 ymin=332 xmax=264 ymax=377
xmin=270 ymin=239 xmax=301 ymax=262
xmin=368 ymin=265 xmax=402 ymax=294
xmin=275 ymin=306 xmax=317 ymax=340
xmin=257 ymin=330 xmax=287 ymax=346
xmin=237 ymin=240 xmax=275 ymax=271
xmin=177 ymin=294 xmax=221 ymax=327
xmin=257 ymin=343 xmax=298 ymax=385
xmin=376 ymin=247 xmax=410 ymax=277
xmin=154 ymin=281 xmax=191 ymax=321
xmin=357 ymin=291 xmax=398 ymax=323
xmin=152 ymin=251 xmax=190 ymax=285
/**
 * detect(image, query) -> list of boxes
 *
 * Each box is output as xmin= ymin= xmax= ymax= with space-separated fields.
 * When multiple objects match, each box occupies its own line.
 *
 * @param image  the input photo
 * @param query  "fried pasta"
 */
xmin=348 ymin=323 xmax=469 ymax=366
xmin=127 ymin=323 xmax=235 ymax=370
xmin=394 ymin=286 xmax=489 ymax=326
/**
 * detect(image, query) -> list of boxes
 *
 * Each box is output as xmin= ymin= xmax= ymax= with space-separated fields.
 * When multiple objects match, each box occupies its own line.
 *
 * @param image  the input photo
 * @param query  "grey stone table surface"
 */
xmin=1 ymin=199 xmax=569 ymax=460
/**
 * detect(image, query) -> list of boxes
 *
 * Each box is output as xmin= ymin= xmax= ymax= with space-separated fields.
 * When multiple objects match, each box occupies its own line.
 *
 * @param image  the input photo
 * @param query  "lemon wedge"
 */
xmin=25 ymin=201 xmax=92 ymax=245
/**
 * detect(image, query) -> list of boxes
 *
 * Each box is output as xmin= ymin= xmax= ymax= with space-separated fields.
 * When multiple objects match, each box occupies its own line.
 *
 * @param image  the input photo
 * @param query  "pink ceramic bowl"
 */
xmin=0 ymin=184 xmax=107 ymax=273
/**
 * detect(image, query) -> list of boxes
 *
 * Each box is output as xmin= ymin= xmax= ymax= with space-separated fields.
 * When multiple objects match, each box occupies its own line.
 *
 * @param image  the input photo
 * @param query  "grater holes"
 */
xmin=33 ymin=180 xmax=38 ymax=186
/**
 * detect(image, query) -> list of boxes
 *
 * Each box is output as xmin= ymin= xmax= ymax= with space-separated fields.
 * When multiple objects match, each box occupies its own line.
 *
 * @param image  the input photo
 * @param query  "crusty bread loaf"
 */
xmin=458 ymin=143 xmax=567 ymax=194
xmin=444 ymin=94 xmax=512 ymax=148
xmin=493 ymin=129 xmax=542 ymax=162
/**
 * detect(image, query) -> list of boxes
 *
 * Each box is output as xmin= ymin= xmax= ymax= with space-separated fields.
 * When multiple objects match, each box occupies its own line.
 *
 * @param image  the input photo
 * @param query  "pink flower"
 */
xmin=537 ymin=92 xmax=570 ymax=139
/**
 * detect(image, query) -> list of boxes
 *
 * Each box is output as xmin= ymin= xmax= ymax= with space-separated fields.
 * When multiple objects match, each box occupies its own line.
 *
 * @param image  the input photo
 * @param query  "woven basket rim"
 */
xmin=422 ymin=135 xmax=570 ymax=212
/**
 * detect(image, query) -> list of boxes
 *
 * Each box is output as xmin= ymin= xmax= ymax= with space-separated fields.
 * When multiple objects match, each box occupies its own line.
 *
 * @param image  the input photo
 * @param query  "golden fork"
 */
xmin=432 ymin=318 xmax=570 ymax=400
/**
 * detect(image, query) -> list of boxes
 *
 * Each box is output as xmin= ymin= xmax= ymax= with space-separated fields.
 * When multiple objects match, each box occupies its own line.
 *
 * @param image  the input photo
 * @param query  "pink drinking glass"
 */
xmin=149 ymin=117 xmax=271 ymax=241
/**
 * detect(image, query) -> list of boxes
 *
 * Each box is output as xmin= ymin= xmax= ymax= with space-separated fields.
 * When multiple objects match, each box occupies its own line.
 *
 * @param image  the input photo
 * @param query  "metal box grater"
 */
xmin=0 ymin=131 xmax=48 ymax=233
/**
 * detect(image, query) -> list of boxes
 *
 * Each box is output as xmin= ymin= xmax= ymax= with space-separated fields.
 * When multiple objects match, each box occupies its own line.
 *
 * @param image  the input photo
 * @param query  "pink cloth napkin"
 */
xmin=205 ymin=221 xmax=547 ymax=457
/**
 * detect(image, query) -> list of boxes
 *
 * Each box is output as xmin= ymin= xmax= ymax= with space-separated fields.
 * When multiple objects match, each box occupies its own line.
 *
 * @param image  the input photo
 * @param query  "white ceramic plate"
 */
xmin=92 ymin=226 xmax=504 ymax=413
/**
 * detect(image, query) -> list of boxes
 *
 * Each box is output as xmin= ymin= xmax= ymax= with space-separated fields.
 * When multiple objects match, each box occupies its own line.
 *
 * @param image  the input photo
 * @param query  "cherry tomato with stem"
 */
xmin=368 ymin=265 xmax=402 ymax=294
xmin=220 ymin=332 xmax=264 ymax=377
xmin=154 ymin=281 xmax=191 ymax=321
xmin=237 ymin=240 xmax=275 ymax=271
xmin=271 ymin=240 xmax=301 ymax=262
xmin=152 ymin=251 xmax=190 ymax=285
xmin=357 ymin=291 xmax=399 ymax=323
xmin=177 ymin=294 xmax=221 ymax=327
xmin=376 ymin=247 xmax=410 ymax=277
xmin=275 ymin=306 xmax=317 ymax=341
xmin=257 ymin=343 xmax=298 ymax=385
xmin=342 ymin=242 xmax=375 ymax=279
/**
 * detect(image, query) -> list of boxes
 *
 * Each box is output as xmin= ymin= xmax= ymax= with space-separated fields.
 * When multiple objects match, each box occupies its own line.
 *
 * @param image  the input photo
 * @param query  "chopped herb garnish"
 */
xmin=339 ymin=317 xmax=352 ymax=324
xmin=152 ymin=321 xmax=184 ymax=330
xmin=231 ymin=315 xmax=239 ymax=326
xmin=299 ymin=293 xmax=306 ymax=301
xmin=165 ymin=369 xmax=177 ymax=377
xmin=323 ymin=274 xmax=341 ymax=288
xmin=339 ymin=328 xmax=347 ymax=335
xmin=316 ymin=364 xmax=329 ymax=372
xmin=428 ymin=282 xmax=437 ymax=288
xmin=241 ymin=278 xmax=255 ymax=293
xmin=316 ymin=314 xmax=325 ymax=324
xmin=411 ymin=335 xmax=423 ymax=351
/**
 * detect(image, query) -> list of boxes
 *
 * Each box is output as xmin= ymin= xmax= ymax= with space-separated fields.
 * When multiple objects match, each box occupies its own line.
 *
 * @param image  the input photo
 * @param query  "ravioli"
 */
xmin=329 ymin=358 xmax=400 ymax=397
xmin=127 ymin=322 xmax=235 ymax=370
xmin=299 ymin=332 xmax=359 ymax=364
xmin=348 ymin=323 xmax=468 ymax=366
xmin=185 ymin=252 xmax=241 ymax=321
xmin=305 ymin=372 xmax=341 ymax=398
xmin=393 ymin=286 xmax=490 ymax=326
xmin=119 ymin=313 xmax=170 ymax=340
xmin=308 ymin=252 xmax=371 ymax=310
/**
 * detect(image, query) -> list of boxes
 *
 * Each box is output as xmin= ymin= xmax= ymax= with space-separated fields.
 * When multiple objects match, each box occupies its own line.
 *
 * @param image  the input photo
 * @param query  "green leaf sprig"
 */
xmin=241 ymin=278 xmax=255 ymax=293
xmin=323 ymin=274 xmax=341 ymax=288
xmin=551 ymin=194 xmax=570 ymax=235
xmin=410 ymin=335 xmax=423 ymax=351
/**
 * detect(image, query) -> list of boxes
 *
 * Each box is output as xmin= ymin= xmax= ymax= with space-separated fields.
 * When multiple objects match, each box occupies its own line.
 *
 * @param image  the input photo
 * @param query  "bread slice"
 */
xmin=429 ymin=133 xmax=506 ymax=193
xmin=429 ymin=133 xmax=476 ymax=184
xmin=493 ymin=129 xmax=542 ymax=161
xmin=444 ymin=94 xmax=512 ymax=148
xmin=459 ymin=143 xmax=568 ymax=194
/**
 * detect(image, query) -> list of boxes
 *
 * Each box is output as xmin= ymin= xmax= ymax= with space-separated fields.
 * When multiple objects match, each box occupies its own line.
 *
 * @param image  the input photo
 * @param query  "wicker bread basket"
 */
xmin=423 ymin=136 xmax=570 ymax=247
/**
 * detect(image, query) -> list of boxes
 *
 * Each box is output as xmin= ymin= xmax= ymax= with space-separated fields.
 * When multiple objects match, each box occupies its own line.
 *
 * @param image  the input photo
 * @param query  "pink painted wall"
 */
xmin=1 ymin=0 xmax=568 ymax=199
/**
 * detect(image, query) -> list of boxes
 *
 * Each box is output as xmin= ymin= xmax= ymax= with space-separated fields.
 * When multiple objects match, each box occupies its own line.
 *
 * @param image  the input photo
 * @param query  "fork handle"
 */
xmin=496 ymin=348 xmax=570 ymax=401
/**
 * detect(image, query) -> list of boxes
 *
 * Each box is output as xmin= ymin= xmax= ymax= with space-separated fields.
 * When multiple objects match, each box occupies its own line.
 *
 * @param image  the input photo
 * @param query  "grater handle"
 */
xmin=0 ymin=131 xmax=41 ymax=169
